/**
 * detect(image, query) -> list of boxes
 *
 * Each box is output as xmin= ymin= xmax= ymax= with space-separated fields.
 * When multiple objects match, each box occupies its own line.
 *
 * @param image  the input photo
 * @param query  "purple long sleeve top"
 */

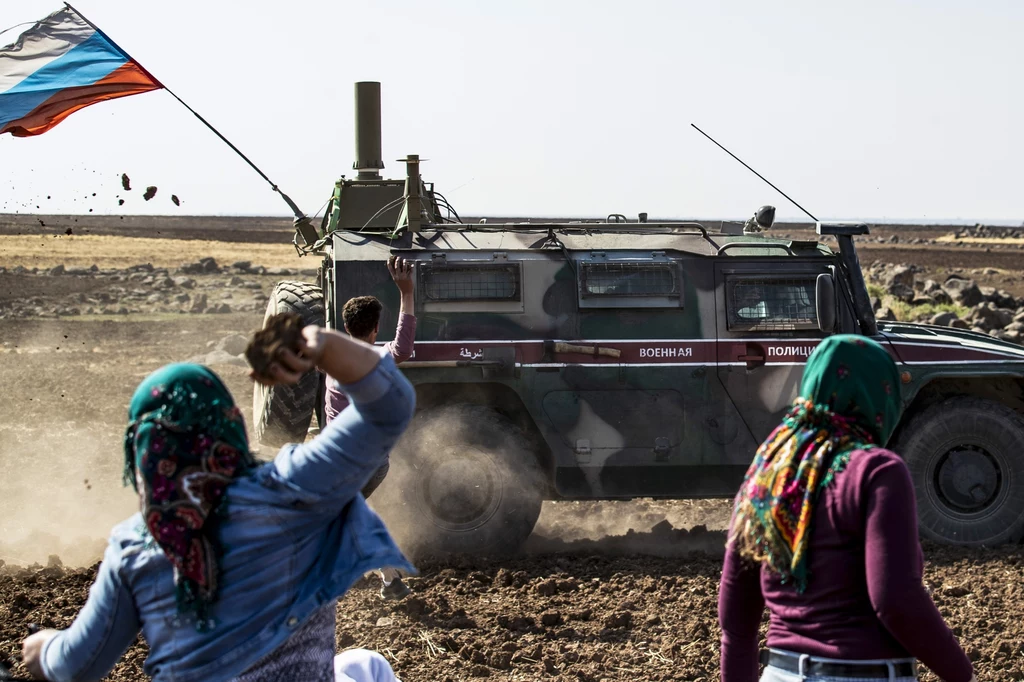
xmin=718 ymin=448 xmax=973 ymax=682
xmin=324 ymin=313 xmax=416 ymax=424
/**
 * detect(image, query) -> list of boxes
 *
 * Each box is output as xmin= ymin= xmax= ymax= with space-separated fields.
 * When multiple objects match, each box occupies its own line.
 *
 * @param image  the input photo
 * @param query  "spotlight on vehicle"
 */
xmin=744 ymin=205 xmax=776 ymax=233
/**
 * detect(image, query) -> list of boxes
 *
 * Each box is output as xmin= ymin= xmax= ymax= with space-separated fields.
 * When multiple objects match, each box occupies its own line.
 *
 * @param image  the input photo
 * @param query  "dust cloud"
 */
xmin=367 ymin=405 xmax=732 ymax=560
xmin=0 ymin=423 xmax=136 ymax=567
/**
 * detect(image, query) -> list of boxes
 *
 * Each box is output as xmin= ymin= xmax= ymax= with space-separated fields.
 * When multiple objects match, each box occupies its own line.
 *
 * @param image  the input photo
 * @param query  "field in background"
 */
xmin=2 ymin=214 xmax=1024 ymax=680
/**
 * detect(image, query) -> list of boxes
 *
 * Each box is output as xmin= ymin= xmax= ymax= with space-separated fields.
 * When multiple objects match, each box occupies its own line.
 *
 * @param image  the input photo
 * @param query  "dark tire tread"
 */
xmin=895 ymin=395 xmax=1024 ymax=546
xmin=252 ymin=281 xmax=324 ymax=449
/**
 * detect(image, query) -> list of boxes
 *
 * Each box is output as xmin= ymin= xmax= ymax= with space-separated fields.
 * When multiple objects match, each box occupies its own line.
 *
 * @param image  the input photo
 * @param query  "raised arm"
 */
xmin=389 ymin=256 xmax=415 ymax=317
xmin=386 ymin=256 xmax=416 ymax=363
xmin=25 ymin=534 xmax=140 ymax=682
xmin=255 ymin=327 xmax=415 ymax=499
xmin=863 ymin=455 xmax=974 ymax=682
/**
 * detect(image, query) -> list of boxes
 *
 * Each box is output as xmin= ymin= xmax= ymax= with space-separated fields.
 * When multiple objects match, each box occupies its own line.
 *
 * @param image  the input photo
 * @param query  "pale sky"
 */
xmin=1 ymin=0 xmax=1021 ymax=223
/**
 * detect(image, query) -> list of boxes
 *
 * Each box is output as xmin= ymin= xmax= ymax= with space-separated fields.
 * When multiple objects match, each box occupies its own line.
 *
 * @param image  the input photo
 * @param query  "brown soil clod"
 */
xmin=142 ymin=187 xmax=157 ymax=202
xmin=120 ymin=174 xmax=131 ymax=191
xmin=171 ymin=195 xmax=180 ymax=207
xmin=244 ymin=312 xmax=305 ymax=377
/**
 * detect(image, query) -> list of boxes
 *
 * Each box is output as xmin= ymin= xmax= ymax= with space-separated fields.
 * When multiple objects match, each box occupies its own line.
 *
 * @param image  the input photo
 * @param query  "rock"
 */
xmin=870 ymin=296 xmax=881 ymax=312
xmin=231 ymin=261 xmax=252 ymax=272
xmin=189 ymin=293 xmax=208 ymax=313
xmin=229 ymin=275 xmax=244 ymax=286
xmin=1005 ymin=322 xmax=1024 ymax=334
xmin=540 ymin=611 xmax=563 ymax=627
xmin=922 ymin=279 xmax=942 ymax=294
xmin=984 ymin=268 xmax=1000 ymax=276
xmin=910 ymin=295 xmax=935 ymax=307
xmin=65 ymin=266 xmax=92 ymax=276
xmin=181 ymin=257 xmax=220 ymax=274
xmin=48 ymin=264 xmax=65 ymax=276
xmin=129 ymin=263 xmax=154 ymax=272
xmin=172 ymin=276 xmax=196 ymax=289
xmin=265 ymin=267 xmax=295 ymax=277
xmin=970 ymin=303 xmax=1014 ymax=331
xmin=208 ymin=303 xmax=232 ymax=314
xmin=942 ymin=278 xmax=985 ymax=307
xmin=374 ymin=617 xmax=393 ymax=627
xmin=155 ymin=277 xmax=176 ymax=290
xmin=887 ymin=283 xmax=915 ymax=302
xmin=215 ymin=334 xmax=249 ymax=356
xmin=930 ymin=312 xmax=958 ymax=327
xmin=995 ymin=330 xmax=1022 ymax=344
xmin=191 ymin=349 xmax=248 ymax=368
xmin=603 ymin=611 xmax=632 ymax=629
xmin=882 ymin=264 xmax=916 ymax=289
xmin=876 ymin=306 xmax=896 ymax=321
xmin=929 ymin=289 xmax=953 ymax=305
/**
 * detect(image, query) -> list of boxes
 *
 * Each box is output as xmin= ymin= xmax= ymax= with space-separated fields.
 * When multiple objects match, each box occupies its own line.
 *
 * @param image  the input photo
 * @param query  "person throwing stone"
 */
xmin=324 ymin=255 xmax=415 ymax=600
xmin=22 ymin=323 xmax=414 ymax=681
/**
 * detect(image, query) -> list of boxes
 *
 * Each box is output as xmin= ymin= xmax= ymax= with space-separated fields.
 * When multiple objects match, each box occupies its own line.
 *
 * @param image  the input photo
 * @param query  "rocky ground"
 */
xmin=3 ymin=215 xmax=1024 ymax=680
xmin=4 ymin=543 xmax=1024 ymax=681
xmin=0 ymin=257 xmax=312 ymax=320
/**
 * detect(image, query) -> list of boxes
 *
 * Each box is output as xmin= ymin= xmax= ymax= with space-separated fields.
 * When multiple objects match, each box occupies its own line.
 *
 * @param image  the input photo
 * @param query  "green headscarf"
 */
xmin=729 ymin=335 xmax=902 ymax=590
xmin=123 ymin=363 xmax=255 ymax=630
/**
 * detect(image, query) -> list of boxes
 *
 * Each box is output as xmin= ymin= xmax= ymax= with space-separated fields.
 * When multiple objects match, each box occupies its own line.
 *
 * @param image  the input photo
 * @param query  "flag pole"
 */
xmin=63 ymin=2 xmax=307 ymax=220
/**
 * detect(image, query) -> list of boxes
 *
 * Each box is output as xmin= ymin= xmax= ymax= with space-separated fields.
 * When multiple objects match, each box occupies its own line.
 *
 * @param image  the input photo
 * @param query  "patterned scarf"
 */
xmin=729 ymin=335 xmax=901 ymax=591
xmin=123 ymin=363 xmax=255 ymax=630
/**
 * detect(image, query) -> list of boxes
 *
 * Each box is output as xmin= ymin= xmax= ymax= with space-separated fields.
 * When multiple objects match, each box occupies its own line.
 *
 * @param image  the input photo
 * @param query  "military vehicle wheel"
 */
xmin=252 ymin=281 xmax=324 ymax=449
xmin=896 ymin=396 xmax=1024 ymax=546
xmin=383 ymin=405 xmax=544 ymax=557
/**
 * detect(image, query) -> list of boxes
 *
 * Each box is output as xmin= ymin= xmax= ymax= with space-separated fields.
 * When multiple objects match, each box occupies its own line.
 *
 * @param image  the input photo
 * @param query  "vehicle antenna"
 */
xmin=690 ymin=123 xmax=818 ymax=222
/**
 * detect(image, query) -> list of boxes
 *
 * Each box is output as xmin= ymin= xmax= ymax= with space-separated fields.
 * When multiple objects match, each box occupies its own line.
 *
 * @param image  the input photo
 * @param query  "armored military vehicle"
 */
xmin=254 ymin=82 xmax=1024 ymax=556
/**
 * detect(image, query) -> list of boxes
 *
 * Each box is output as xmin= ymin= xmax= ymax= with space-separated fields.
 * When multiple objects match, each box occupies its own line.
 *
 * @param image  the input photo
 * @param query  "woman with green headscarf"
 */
xmin=718 ymin=335 xmax=974 ymax=682
xmin=22 ymin=325 xmax=414 ymax=682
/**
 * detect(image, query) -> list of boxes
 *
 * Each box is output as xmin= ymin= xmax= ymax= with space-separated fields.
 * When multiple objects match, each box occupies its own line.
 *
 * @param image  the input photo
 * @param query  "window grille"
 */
xmin=582 ymin=262 xmax=678 ymax=298
xmin=421 ymin=264 xmax=520 ymax=302
xmin=727 ymin=276 xmax=817 ymax=331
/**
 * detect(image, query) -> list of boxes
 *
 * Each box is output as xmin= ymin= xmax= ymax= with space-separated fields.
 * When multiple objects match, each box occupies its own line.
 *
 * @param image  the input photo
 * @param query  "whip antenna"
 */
xmin=691 ymin=123 xmax=818 ymax=222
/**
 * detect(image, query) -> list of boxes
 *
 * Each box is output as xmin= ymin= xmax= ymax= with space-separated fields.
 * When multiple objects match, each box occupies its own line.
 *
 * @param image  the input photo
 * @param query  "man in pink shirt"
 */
xmin=324 ymin=255 xmax=416 ymax=600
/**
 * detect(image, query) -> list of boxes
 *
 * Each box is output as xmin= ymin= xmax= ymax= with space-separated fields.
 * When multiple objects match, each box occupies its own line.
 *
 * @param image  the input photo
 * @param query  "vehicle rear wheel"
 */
xmin=376 ymin=404 xmax=545 ymax=558
xmin=252 ymin=281 xmax=324 ymax=449
xmin=895 ymin=396 xmax=1024 ymax=546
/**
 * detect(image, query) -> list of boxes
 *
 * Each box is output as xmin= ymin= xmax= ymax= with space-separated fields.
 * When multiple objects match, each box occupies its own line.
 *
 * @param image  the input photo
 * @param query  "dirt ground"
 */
xmin=2 ymin=215 xmax=1024 ymax=680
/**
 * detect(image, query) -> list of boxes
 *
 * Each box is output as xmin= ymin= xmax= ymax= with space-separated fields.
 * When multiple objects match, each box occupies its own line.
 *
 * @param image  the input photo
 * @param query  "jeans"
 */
xmin=760 ymin=650 xmax=917 ymax=682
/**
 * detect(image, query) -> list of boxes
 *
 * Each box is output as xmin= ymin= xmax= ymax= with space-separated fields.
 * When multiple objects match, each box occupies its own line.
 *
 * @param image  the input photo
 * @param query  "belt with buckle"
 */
xmin=760 ymin=650 xmax=916 ymax=679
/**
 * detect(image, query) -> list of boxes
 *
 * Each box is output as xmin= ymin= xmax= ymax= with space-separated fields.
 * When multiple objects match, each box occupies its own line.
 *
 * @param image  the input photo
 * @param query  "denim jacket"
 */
xmin=40 ymin=351 xmax=416 ymax=682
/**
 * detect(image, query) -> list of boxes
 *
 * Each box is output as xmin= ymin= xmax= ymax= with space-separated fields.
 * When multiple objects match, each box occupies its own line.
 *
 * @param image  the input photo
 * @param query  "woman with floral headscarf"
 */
xmin=719 ymin=335 xmax=974 ymax=682
xmin=22 ymin=326 xmax=413 ymax=682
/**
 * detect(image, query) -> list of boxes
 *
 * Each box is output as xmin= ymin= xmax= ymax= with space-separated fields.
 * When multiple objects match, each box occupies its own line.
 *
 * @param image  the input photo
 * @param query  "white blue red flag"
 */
xmin=0 ymin=6 xmax=161 ymax=137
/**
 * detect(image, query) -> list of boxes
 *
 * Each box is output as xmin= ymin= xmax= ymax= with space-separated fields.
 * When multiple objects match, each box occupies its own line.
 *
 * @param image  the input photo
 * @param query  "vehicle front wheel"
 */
xmin=252 ymin=281 xmax=324 ymax=449
xmin=895 ymin=396 xmax=1024 ymax=546
xmin=374 ymin=404 xmax=545 ymax=558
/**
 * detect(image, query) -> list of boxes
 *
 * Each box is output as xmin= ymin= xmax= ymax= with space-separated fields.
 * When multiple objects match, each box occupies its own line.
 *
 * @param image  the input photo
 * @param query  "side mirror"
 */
xmin=816 ymin=273 xmax=837 ymax=333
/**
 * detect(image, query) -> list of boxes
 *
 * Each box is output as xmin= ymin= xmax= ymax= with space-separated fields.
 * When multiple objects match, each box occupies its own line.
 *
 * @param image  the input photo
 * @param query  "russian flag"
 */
xmin=0 ymin=6 xmax=161 ymax=137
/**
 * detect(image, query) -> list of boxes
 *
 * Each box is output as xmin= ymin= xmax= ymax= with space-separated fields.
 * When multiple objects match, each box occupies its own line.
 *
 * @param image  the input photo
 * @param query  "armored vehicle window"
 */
xmin=582 ymin=262 xmax=678 ymax=297
xmin=578 ymin=260 xmax=683 ymax=309
xmin=417 ymin=262 xmax=525 ymax=313
xmin=422 ymin=264 xmax=520 ymax=301
xmin=726 ymin=276 xmax=817 ymax=331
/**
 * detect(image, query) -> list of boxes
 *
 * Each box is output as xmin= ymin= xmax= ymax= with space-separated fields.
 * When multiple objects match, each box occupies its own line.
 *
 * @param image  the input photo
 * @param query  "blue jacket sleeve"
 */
xmin=272 ymin=351 xmax=416 ymax=499
xmin=40 ymin=534 xmax=140 ymax=682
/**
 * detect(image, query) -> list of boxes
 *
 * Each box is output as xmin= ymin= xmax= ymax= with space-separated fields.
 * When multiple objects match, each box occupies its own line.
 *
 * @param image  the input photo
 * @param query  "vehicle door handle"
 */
xmin=738 ymin=342 xmax=766 ymax=369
